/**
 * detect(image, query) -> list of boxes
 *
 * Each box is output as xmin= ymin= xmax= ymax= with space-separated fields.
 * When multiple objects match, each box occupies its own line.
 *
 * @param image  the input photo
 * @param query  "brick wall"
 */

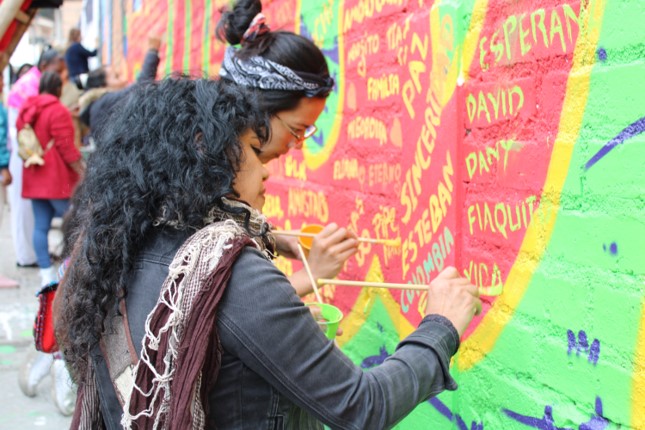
xmin=102 ymin=0 xmax=645 ymax=427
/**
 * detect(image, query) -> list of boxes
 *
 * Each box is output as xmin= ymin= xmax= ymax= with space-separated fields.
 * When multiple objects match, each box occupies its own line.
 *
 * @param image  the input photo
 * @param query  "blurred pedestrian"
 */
xmin=0 ymin=73 xmax=11 ymax=226
xmin=16 ymin=71 xmax=84 ymax=287
xmin=7 ymin=48 xmax=64 ymax=268
xmin=81 ymin=36 xmax=161 ymax=142
xmin=64 ymin=28 xmax=97 ymax=81
xmin=11 ymin=63 xmax=33 ymax=85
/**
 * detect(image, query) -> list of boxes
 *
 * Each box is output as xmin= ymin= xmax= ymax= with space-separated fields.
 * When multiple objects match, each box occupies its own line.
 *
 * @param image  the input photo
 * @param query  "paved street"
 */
xmin=0 ymin=202 xmax=72 ymax=429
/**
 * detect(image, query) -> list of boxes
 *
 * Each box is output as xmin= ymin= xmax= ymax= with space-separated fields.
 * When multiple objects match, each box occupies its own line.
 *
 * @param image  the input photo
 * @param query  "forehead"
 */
xmin=278 ymin=97 xmax=326 ymax=124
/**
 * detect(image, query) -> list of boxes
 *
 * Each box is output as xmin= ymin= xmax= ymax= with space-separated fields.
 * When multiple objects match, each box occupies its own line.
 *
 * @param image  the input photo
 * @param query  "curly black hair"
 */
xmin=56 ymin=77 xmax=269 ymax=382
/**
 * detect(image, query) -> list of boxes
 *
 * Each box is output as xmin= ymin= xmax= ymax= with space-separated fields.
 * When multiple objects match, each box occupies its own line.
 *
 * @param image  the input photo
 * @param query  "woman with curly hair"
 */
xmin=55 ymin=77 xmax=481 ymax=429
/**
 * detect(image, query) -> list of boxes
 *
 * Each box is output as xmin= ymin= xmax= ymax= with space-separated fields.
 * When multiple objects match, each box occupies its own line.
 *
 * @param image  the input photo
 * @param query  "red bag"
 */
xmin=34 ymin=283 xmax=59 ymax=353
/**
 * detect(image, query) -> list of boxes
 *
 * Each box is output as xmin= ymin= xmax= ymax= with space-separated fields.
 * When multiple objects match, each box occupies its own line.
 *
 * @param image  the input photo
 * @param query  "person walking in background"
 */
xmin=12 ymin=63 xmax=33 ymax=85
xmin=16 ymin=71 xmax=84 ymax=287
xmin=81 ymin=36 xmax=161 ymax=142
xmin=0 ymin=73 xmax=17 ymax=292
xmin=64 ymin=28 xmax=97 ymax=81
xmin=13 ymin=71 xmax=80 ymax=418
xmin=7 ymin=49 xmax=65 ymax=268
xmin=0 ymin=73 xmax=11 ymax=228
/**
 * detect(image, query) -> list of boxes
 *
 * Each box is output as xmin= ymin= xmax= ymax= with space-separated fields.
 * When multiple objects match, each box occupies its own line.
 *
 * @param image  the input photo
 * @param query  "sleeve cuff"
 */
xmin=396 ymin=314 xmax=461 ymax=391
xmin=421 ymin=314 xmax=460 ymax=351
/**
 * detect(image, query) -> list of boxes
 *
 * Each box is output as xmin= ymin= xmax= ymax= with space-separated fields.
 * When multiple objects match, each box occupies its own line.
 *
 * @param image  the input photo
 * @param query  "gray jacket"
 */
xmin=93 ymin=227 xmax=460 ymax=429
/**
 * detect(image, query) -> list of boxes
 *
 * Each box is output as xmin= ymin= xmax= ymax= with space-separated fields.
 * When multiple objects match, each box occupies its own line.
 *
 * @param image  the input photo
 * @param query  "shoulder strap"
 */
xmin=99 ymin=299 xmax=139 ymax=408
xmin=26 ymin=105 xmax=58 ymax=153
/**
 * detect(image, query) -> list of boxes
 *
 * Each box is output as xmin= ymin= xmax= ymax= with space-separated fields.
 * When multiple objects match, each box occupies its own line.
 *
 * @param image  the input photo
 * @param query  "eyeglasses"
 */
xmin=276 ymin=115 xmax=317 ymax=141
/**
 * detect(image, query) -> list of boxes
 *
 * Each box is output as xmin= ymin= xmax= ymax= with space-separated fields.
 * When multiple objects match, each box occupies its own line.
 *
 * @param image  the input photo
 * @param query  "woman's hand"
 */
xmin=425 ymin=266 xmax=482 ymax=336
xmin=69 ymin=159 xmax=86 ymax=179
xmin=307 ymin=304 xmax=343 ymax=337
xmin=284 ymin=223 xmax=358 ymax=296
xmin=274 ymin=233 xmax=300 ymax=260
xmin=306 ymin=223 xmax=358 ymax=280
xmin=0 ymin=168 xmax=12 ymax=186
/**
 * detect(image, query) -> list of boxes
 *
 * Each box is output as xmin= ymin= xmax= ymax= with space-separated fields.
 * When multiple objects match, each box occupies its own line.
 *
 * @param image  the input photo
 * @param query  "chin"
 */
xmin=255 ymin=197 xmax=266 ymax=212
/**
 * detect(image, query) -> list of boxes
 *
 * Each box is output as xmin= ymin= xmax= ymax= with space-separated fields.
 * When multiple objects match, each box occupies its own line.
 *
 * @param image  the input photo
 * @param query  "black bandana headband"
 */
xmin=220 ymin=46 xmax=334 ymax=97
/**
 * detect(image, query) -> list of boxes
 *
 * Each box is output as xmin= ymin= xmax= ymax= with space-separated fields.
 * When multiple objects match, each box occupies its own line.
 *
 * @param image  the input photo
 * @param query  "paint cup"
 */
xmin=305 ymin=302 xmax=343 ymax=340
xmin=298 ymin=224 xmax=324 ymax=251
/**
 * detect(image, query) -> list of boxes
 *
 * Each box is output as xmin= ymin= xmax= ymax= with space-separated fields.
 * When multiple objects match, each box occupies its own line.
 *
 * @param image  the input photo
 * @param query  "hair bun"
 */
xmin=215 ymin=0 xmax=262 ymax=45
xmin=241 ymin=13 xmax=270 ymax=46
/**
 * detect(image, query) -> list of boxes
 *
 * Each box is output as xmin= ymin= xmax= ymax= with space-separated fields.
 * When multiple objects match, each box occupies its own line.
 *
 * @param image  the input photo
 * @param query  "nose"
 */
xmin=261 ymin=164 xmax=270 ymax=181
xmin=288 ymin=139 xmax=305 ymax=150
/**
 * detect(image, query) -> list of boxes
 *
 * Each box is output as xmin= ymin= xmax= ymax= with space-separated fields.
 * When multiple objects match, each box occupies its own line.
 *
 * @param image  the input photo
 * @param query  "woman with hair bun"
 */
xmin=216 ymin=0 xmax=358 ymax=297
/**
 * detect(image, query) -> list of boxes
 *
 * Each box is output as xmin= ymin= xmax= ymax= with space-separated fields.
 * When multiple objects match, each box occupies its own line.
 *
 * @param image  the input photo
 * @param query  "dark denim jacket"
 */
xmin=94 ymin=227 xmax=460 ymax=429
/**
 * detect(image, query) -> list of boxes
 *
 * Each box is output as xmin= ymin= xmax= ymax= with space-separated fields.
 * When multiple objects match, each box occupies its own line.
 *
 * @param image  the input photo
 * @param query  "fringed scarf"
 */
xmin=72 ymin=200 xmax=274 ymax=430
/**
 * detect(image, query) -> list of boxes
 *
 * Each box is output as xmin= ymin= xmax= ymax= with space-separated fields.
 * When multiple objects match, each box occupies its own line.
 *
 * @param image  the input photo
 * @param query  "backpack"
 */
xmin=17 ymin=124 xmax=54 ymax=168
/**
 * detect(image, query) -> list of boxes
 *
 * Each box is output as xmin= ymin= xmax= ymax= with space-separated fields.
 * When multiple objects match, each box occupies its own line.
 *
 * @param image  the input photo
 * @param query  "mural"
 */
xmin=100 ymin=0 xmax=645 ymax=428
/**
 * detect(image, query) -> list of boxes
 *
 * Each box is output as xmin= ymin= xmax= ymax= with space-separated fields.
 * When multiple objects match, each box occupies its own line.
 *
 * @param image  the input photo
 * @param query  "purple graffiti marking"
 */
xmin=503 ymin=405 xmax=573 ymax=430
xmin=310 ymin=128 xmax=326 ymax=149
xmin=567 ymin=330 xmax=600 ymax=365
xmin=429 ymin=397 xmax=483 ymax=430
xmin=596 ymin=48 xmax=607 ymax=62
xmin=609 ymin=242 xmax=617 ymax=255
xmin=504 ymin=397 xmax=608 ymax=430
xmin=589 ymin=339 xmax=600 ymax=365
xmin=361 ymin=346 xmax=390 ymax=369
xmin=602 ymin=242 xmax=618 ymax=255
xmin=584 ymin=117 xmax=645 ymax=171
xmin=579 ymin=397 xmax=609 ymax=430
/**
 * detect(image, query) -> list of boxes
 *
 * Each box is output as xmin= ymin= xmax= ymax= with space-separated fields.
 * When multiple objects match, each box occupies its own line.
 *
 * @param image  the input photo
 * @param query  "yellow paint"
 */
xmin=634 ymin=290 xmax=645 ymax=429
xmin=349 ymin=197 xmax=372 ymax=268
xmin=283 ymin=154 xmax=308 ymax=181
xmin=332 ymin=157 xmax=365 ymax=184
xmin=400 ymin=5 xmax=461 ymax=229
xmin=464 ymin=260 xmax=504 ymax=294
xmin=458 ymin=0 xmax=607 ymax=371
xmin=347 ymin=116 xmax=388 ymax=145
xmin=336 ymin=255 xmax=415 ymax=348
xmin=263 ymin=194 xmax=284 ymax=220
xmin=294 ymin=0 xmax=301 ymax=37
xmin=465 ymin=85 xmax=525 ymax=125
xmin=347 ymin=82 xmax=357 ymax=110
xmin=466 ymin=195 xmax=538 ymax=240
xmin=347 ymin=33 xmax=380 ymax=78
xmin=367 ymin=162 xmax=401 ymax=189
xmin=460 ymin=0 xmax=489 ymax=81
xmin=464 ymin=139 xmax=516 ymax=180
xmin=476 ymin=4 xmax=583 ymax=70
xmin=287 ymin=189 xmax=329 ymax=221
xmin=402 ymin=150 xmax=455 ymax=277
xmin=302 ymin=0 xmax=345 ymax=171
xmin=342 ymin=0 xmax=405 ymax=33
xmin=389 ymin=118 xmax=402 ymax=147
xmin=427 ymin=5 xmax=460 ymax=107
